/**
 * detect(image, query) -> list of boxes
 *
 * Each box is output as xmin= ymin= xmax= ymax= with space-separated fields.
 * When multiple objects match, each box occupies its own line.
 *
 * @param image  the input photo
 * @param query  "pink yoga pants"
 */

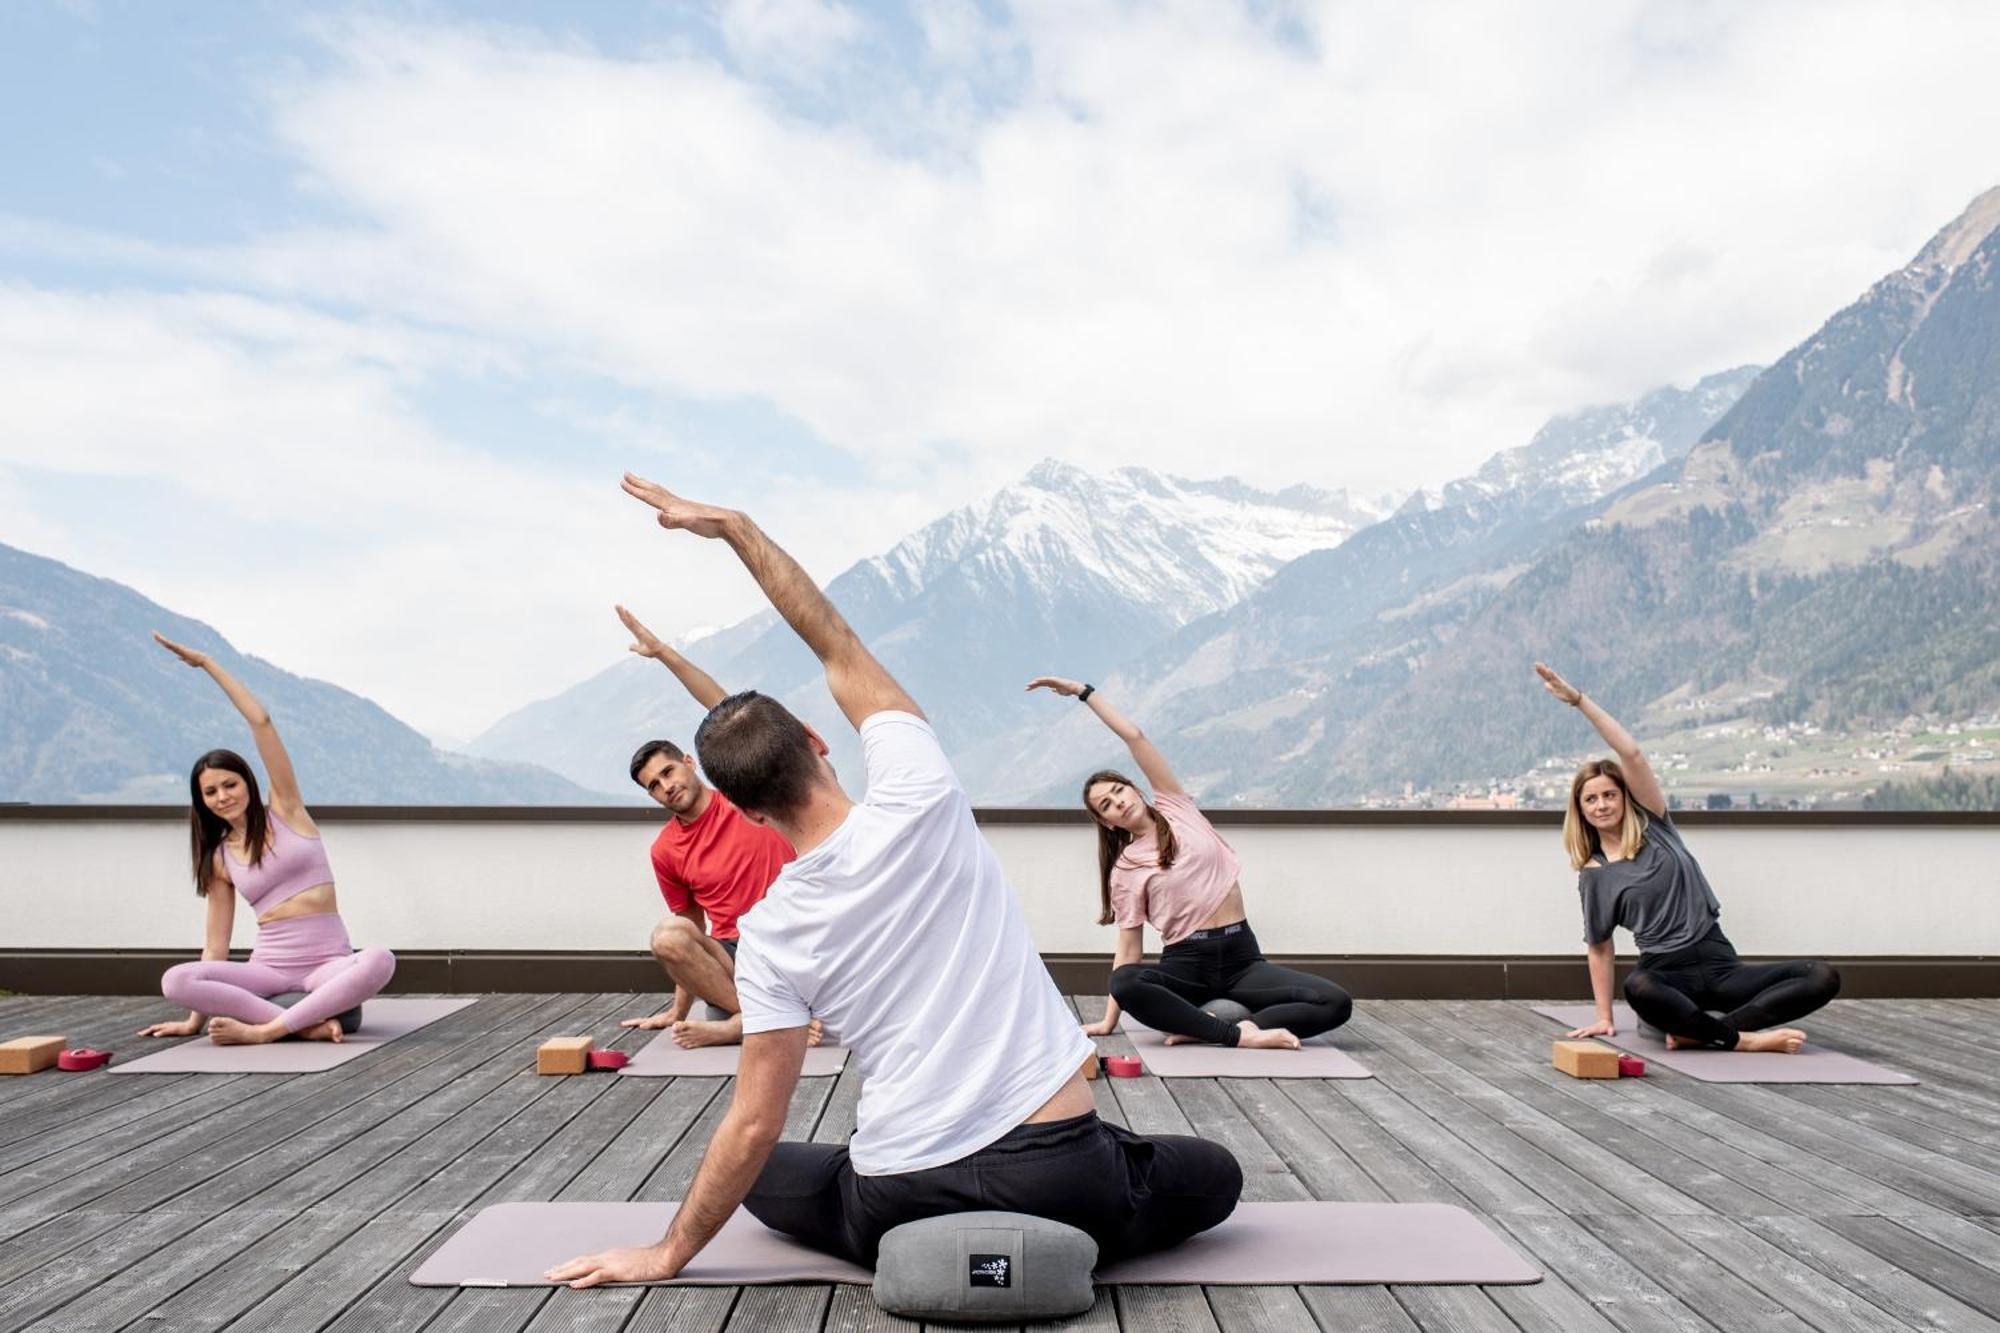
xmin=160 ymin=912 xmax=395 ymax=1034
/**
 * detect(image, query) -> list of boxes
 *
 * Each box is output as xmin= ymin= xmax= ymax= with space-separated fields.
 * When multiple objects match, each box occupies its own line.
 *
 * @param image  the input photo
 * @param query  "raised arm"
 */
xmin=155 ymin=633 xmax=307 ymax=817
xmin=1026 ymin=678 xmax=1182 ymax=795
xmin=1535 ymin=663 xmax=1666 ymax=817
xmin=621 ymin=475 xmax=920 ymax=729
xmin=616 ymin=605 xmax=728 ymax=710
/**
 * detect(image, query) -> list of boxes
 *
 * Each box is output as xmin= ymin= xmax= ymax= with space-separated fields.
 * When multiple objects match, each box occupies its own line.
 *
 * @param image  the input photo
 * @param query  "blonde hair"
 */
xmin=1563 ymin=759 xmax=1649 ymax=870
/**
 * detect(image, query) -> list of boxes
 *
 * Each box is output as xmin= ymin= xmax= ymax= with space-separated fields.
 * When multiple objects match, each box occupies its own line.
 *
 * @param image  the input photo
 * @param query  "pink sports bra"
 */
xmin=223 ymin=808 xmax=335 ymax=914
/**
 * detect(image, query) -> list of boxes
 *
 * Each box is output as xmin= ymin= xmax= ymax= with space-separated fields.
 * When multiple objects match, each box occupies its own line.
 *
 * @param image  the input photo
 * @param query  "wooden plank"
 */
xmin=1390 ymin=1286 xmax=1528 ymax=1333
xmin=1441 ymin=1001 xmax=1863 ymax=1218
xmin=1204 ymin=1285 xmax=1319 ymax=1333
xmin=621 ymin=1286 xmax=738 ymax=1333
xmin=1580 ymin=1212 xmax=1841 ymax=1333
xmin=1217 ymin=1079 xmax=1389 ymax=1202
xmin=1493 ymin=1212 xmax=1719 ymax=1333
xmin=1157 ymin=1079 xmax=1308 ymax=1203
xmin=1294 ymin=1288 xmax=1424 ymax=1332
xmin=411 ymin=1287 xmax=552 ymax=1333
xmin=822 ymin=1283 xmax=916 ymax=1333
xmin=104 ymin=1205 xmax=369 ymax=1332
xmin=219 ymin=1208 xmax=461 ymax=1333
xmin=0 ymin=994 xmax=544 ymax=1213
xmin=1483 ymin=1002 xmax=1945 ymax=1219
xmin=1271 ymin=1078 xmax=1476 ymax=1207
xmin=4 ymin=1207 xmax=296 ymax=1333
xmin=720 ymin=1284 xmax=829 ymax=1333
xmin=1110 ymin=1287 xmax=1217 ymax=1333
xmin=1652 ymin=1212 xmax=1922 ymax=1333
xmin=1824 ymin=1214 xmax=2000 ymax=1315
xmin=1739 ymin=1214 xmax=2000 ymax=1333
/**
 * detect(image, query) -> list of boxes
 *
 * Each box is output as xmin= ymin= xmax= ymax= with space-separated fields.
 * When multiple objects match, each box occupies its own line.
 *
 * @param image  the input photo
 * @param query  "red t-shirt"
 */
xmin=650 ymin=790 xmax=794 ymax=940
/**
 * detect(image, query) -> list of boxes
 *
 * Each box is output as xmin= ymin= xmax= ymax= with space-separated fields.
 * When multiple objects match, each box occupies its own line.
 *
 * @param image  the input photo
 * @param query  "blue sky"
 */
xmin=4 ymin=0 xmax=1999 ymax=737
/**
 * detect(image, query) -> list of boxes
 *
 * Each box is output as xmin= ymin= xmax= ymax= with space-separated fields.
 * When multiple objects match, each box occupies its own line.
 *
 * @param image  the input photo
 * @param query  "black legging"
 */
xmin=1624 ymin=925 xmax=1840 ymax=1049
xmin=1110 ymin=921 xmax=1351 ymax=1046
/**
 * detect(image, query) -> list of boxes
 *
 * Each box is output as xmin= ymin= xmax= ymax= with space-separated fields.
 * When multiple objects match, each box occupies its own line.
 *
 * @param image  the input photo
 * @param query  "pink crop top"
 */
xmin=1108 ymin=790 xmax=1242 ymax=946
xmin=223 ymin=808 xmax=335 ymax=914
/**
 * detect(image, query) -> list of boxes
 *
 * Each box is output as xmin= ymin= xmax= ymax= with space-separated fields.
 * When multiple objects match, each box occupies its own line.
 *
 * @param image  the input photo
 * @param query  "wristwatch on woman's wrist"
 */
xmin=1078 ymin=683 xmax=1095 ymax=703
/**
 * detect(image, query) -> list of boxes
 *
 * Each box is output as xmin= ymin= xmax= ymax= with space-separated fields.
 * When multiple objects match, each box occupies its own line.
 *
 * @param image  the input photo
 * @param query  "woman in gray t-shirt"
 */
xmin=1536 ymin=664 xmax=1840 ymax=1053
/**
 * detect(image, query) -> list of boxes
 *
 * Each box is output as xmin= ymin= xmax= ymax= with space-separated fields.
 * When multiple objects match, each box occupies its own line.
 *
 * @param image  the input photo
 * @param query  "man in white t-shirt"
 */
xmin=549 ymin=475 xmax=1242 ymax=1285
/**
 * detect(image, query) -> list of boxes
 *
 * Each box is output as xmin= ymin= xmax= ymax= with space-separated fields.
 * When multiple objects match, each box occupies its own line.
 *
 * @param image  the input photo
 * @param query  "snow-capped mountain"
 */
xmin=1441 ymin=368 xmax=1762 ymax=514
xmin=466 ymin=460 xmax=1398 ymax=796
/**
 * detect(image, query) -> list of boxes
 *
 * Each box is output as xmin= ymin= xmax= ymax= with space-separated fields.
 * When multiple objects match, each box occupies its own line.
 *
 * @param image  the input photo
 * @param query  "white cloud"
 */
xmin=9 ymin=0 xmax=2000 ymax=734
xmin=220 ymin=1 xmax=2000 ymax=502
xmin=719 ymin=0 xmax=863 ymax=80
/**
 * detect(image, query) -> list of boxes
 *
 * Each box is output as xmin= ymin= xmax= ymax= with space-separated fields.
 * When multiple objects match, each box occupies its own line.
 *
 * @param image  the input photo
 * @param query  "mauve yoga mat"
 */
xmin=619 ymin=1032 xmax=850 ymax=1077
xmin=112 ymin=998 xmax=477 ymax=1074
xmin=1530 ymin=1003 xmax=1918 ymax=1084
xmin=411 ymin=1201 xmax=1538 ymax=1287
xmin=1120 ymin=1022 xmax=1371 ymax=1079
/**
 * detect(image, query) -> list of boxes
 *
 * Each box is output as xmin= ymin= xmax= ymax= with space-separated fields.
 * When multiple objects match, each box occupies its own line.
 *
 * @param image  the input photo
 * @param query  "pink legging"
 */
xmin=161 ymin=912 xmax=395 ymax=1034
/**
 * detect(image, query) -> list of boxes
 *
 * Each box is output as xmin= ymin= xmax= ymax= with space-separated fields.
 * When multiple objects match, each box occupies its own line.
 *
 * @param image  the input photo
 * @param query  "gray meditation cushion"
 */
xmin=271 ymin=992 xmax=364 ymax=1035
xmin=874 ymin=1211 xmax=1097 ymax=1323
xmin=1200 ymin=999 xmax=1253 ymax=1028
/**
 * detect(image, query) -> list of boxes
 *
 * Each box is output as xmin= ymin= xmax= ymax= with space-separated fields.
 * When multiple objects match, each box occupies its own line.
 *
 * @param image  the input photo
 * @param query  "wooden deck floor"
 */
xmin=2 ymin=994 xmax=1997 ymax=1332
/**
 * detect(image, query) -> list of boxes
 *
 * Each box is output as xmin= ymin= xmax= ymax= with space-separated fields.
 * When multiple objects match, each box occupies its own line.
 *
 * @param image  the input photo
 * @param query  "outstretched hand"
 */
xmin=621 ymin=473 xmax=740 ymax=539
xmin=1534 ymin=662 xmax=1582 ymax=707
xmin=1566 ymin=1018 xmax=1616 ymax=1039
xmin=545 ymin=1243 xmax=680 ymax=1289
xmin=616 ymin=605 xmax=669 ymax=660
xmin=153 ymin=632 xmax=210 ymax=669
xmin=1026 ymin=676 xmax=1086 ymax=698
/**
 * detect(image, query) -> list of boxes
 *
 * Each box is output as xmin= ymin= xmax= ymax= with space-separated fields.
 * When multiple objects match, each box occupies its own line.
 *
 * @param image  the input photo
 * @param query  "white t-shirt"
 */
xmin=733 ymin=710 xmax=1093 ymax=1176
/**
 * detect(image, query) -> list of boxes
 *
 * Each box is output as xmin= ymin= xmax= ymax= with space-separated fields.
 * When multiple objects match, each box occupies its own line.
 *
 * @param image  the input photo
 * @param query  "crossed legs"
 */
xmin=159 ymin=945 xmax=396 ymax=1044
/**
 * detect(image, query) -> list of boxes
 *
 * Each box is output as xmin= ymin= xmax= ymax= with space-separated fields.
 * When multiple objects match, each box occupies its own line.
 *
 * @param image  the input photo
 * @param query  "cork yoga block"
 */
xmin=1080 ymin=1051 xmax=1101 ymax=1081
xmin=537 ymin=1036 xmax=595 ymax=1075
xmin=0 ymin=1036 xmax=65 ymax=1076
xmin=1552 ymin=1039 xmax=1621 ymax=1080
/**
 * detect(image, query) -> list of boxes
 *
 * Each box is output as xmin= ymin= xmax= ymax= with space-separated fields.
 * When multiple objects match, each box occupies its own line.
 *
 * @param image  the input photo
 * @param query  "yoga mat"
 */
xmin=1121 ymin=1022 xmax=1371 ymax=1079
xmin=111 ymin=998 xmax=477 ymax=1074
xmin=1529 ymin=1004 xmax=1918 ymax=1084
xmin=619 ymin=1031 xmax=849 ymax=1078
xmin=411 ymin=1200 xmax=1539 ymax=1287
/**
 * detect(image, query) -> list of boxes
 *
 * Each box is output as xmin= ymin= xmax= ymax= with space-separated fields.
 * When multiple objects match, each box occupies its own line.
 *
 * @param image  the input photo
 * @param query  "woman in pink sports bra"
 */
xmin=1028 ymin=676 xmax=1351 ymax=1051
xmin=138 ymin=633 xmax=396 ymax=1046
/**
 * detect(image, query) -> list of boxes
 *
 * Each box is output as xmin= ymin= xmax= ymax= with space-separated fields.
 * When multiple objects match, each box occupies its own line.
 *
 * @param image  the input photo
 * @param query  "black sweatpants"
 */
xmin=742 ymin=1112 xmax=1242 ymax=1266
xmin=1624 ymin=925 xmax=1840 ymax=1049
xmin=1109 ymin=921 xmax=1352 ymax=1046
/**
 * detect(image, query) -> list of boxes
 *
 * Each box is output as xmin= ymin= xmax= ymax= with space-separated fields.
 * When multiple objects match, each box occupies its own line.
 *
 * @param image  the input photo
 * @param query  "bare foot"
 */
xmin=807 ymin=1018 xmax=825 ymax=1048
xmin=1735 ymin=1027 xmax=1808 ymax=1054
xmin=1235 ymin=1021 xmax=1302 ymax=1051
xmin=1663 ymin=1033 xmax=1697 ymax=1051
xmin=206 ymin=1016 xmax=284 ymax=1046
xmin=296 ymin=1018 xmax=344 ymax=1044
xmin=671 ymin=1017 xmax=743 ymax=1049
xmin=1162 ymin=1032 xmax=1203 ymax=1046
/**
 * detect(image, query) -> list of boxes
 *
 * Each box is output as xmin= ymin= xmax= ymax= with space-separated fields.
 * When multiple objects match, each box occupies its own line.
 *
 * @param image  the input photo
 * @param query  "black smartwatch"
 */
xmin=1078 ymin=684 xmax=1095 ymax=703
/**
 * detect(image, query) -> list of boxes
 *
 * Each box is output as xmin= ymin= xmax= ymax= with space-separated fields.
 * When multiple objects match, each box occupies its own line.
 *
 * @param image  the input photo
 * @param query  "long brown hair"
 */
xmin=1563 ymin=758 xmax=1649 ymax=870
xmin=1082 ymin=769 xmax=1178 ymax=925
xmin=188 ymin=749 xmax=267 ymax=896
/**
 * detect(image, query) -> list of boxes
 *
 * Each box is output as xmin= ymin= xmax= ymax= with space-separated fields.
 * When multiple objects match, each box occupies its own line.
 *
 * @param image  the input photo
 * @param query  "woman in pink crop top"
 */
xmin=1028 ymin=676 xmax=1351 ymax=1050
xmin=137 ymin=634 xmax=396 ymax=1046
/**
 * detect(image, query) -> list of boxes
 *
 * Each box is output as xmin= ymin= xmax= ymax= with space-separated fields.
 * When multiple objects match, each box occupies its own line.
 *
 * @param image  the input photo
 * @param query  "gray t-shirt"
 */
xmin=1577 ymin=810 xmax=1721 ymax=954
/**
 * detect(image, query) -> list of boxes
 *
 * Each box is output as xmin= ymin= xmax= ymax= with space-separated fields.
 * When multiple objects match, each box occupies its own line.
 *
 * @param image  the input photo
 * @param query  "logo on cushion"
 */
xmin=968 ymin=1254 xmax=1011 ymax=1287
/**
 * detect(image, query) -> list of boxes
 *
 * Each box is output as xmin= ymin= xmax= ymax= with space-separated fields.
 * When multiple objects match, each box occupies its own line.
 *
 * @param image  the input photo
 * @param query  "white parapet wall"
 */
xmin=3 ymin=811 xmax=1994 ymax=960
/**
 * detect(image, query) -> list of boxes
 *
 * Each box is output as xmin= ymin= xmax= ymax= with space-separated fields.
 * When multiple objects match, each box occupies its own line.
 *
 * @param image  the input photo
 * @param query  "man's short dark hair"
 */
xmin=629 ymin=739 xmax=687 ymax=785
xmin=693 ymin=691 xmax=820 ymax=820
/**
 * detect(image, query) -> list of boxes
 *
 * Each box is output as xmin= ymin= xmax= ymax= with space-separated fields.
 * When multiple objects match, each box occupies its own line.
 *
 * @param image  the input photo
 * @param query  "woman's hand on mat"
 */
xmin=546 ymin=1242 xmax=679 ymax=1288
xmin=620 ymin=1012 xmax=674 ymax=1030
xmin=153 ymin=632 xmax=211 ymax=669
xmin=139 ymin=1017 xmax=202 ymax=1038
xmin=1566 ymin=1018 xmax=1616 ymax=1038
xmin=621 ymin=473 xmax=740 ymax=540
xmin=1534 ymin=662 xmax=1582 ymax=707
xmin=1081 ymin=1017 xmax=1119 ymax=1037
xmin=1026 ymin=676 xmax=1086 ymax=698
xmin=615 ymin=605 xmax=670 ymax=660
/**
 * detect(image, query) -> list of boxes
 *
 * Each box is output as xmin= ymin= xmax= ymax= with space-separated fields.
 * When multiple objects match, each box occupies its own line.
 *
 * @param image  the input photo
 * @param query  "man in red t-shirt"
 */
xmin=615 ymin=607 xmax=795 ymax=1048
